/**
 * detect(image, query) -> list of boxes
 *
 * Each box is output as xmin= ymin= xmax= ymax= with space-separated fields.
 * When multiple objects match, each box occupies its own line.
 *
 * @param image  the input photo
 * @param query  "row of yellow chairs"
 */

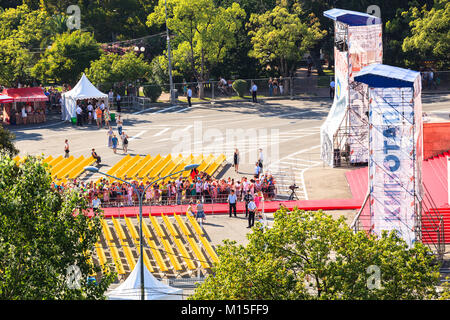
xmin=99 ymin=153 xmax=226 ymax=184
xmin=13 ymin=155 xmax=96 ymax=184
xmin=95 ymin=214 xmax=219 ymax=275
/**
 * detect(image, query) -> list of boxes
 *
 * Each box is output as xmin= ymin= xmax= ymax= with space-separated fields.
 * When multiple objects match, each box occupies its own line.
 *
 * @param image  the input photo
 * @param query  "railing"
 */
xmin=89 ymin=190 xmax=278 ymax=212
xmin=419 ymin=183 xmax=446 ymax=260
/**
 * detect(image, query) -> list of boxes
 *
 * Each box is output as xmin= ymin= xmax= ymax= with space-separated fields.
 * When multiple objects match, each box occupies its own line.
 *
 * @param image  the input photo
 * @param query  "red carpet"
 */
xmin=87 ymin=198 xmax=362 ymax=218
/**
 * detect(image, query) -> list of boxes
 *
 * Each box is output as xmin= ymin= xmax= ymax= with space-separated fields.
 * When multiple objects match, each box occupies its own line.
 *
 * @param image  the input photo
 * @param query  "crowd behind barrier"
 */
xmin=51 ymin=170 xmax=277 ymax=208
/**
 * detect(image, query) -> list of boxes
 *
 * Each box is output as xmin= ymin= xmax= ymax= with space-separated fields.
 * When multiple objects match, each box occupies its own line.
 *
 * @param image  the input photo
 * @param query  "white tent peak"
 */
xmin=61 ymin=73 xmax=109 ymax=121
xmin=64 ymin=73 xmax=108 ymax=101
xmin=106 ymin=256 xmax=183 ymax=300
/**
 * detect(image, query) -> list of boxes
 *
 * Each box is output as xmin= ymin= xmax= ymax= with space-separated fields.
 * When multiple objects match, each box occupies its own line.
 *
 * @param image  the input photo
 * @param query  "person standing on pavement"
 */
xmin=87 ymin=101 xmax=94 ymax=124
xmin=76 ymin=103 xmax=83 ymax=126
xmin=187 ymin=86 xmax=192 ymax=107
xmin=251 ymin=82 xmax=258 ymax=103
xmin=116 ymin=93 xmax=121 ymax=113
xmin=228 ymin=189 xmax=237 ymax=217
xmin=121 ymin=131 xmax=129 ymax=153
xmin=112 ymin=134 xmax=119 ymax=154
xmin=64 ymin=139 xmax=70 ymax=158
xmin=244 ymin=191 xmax=253 ymax=218
xmin=247 ymin=198 xmax=257 ymax=228
xmin=329 ymin=80 xmax=335 ymax=99
xmin=233 ymin=148 xmax=240 ymax=173
xmin=258 ymin=148 xmax=264 ymax=174
xmin=116 ymin=115 xmax=123 ymax=136
xmin=92 ymin=194 xmax=101 ymax=213
xmin=95 ymin=106 xmax=103 ymax=128
xmin=196 ymin=199 xmax=206 ymax=224
xmin=107 ymin=126 xmax=114 ymax=148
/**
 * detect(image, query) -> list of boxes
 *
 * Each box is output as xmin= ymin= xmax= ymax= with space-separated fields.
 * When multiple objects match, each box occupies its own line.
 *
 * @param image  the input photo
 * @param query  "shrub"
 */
xmin=232 ymin=79 xmax=248 ymax=97
xmin=143 ymin=84 xmax=162 ymax=102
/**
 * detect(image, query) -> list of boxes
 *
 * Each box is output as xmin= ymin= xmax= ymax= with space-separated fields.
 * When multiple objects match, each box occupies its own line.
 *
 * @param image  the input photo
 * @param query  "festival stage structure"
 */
xmin=320 ymin=9 xmax=383 ymax=167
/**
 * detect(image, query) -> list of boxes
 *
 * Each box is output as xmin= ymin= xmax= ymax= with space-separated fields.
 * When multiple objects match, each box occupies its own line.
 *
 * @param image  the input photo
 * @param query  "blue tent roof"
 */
xmin=354 ymin=64 xmax=420 ymax=88
xmin=324 ymin=8 xmax=382 ymax=26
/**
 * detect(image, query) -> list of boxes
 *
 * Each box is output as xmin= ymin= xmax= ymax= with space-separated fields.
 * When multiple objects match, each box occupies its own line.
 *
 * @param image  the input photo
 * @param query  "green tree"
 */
xmin=0 ymin=38 xmax=33 ymax=86
xmin=247 ymin=4 xmax=326 ymax=78
xmin=190 ymin=209 xmax=441 ymax=300
xmin=0 ymin=124 xmax=18 ymax=156
xmin=31 ymin=30 xmax=101 ymax=85
xmin=147 ymin=0 xmax=246 ymax=98
xmin=85 ymin=51 xmax=152 ymax=91
xmin=0 ymin=154 xmax=116 ymax=299
xmin=402 ymin=0 xmax=450 ymax=69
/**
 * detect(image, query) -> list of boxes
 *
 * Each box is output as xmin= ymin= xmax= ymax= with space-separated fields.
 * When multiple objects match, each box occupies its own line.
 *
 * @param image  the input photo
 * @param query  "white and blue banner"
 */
xmin=368 ymin=86 xmax=420 ymax=247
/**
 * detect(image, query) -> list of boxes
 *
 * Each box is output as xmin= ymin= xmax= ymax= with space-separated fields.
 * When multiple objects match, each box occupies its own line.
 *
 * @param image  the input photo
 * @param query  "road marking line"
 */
xmin=153 ymin=105 xmax=181 ymax=114
xmin=128 ymin=130 xmax=147 ymax=141
xmin=154 ymin=127 xmax=170 ymax=137
xmin=132 ymin=107 xmax=158 ymax=115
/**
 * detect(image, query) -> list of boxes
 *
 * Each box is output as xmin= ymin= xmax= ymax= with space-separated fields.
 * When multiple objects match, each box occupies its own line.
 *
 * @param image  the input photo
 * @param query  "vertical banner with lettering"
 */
xmin=368 ymin=87 xmax=418 ymax=246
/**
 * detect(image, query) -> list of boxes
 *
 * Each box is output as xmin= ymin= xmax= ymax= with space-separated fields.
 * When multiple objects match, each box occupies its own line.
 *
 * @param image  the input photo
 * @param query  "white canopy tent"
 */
xmin=61 ymin=73 xmax=108 ymax=121
xmin=106 ymin=257 xmax=183 ymax=300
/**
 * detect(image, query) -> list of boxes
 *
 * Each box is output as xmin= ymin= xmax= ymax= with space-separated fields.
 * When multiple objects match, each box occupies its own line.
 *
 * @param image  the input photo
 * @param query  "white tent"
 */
xmin=106 ymin=257 xmax=183 ymax=300
xmin=61 ymin=73 xmax=108 ymax=121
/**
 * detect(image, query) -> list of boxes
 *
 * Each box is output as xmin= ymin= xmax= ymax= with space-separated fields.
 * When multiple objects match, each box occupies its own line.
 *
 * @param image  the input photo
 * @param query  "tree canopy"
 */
xmin=31 ymin=30 xmax=101 ymax=85
xmin=85 ymin=51 xmax=152 ymax=91
xmin=0 ymin=0 xmax=446 ymax=88
xmin=247 ymin=4 xmax=326 ymax=77
xmin=402 ymin=0 xmax=450 ymax=69
xmin=0 ymin=154 xmax=116 ymax=299
xmin=147 ymin=0 xmax=246 ymax=96
xmin=190 ymin=209 xmax=441 ymax=300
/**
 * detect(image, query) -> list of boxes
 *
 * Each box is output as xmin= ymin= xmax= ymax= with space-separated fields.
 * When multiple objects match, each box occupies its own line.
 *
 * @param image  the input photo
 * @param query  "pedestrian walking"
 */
xmin=107 ymin=126 xmax=113 ymax=147
xmin=64 ymin=139 xmax=70 ymax=158
xmin=196 ymin=200 xmax=206 ymax=224
xmin=187 ymin=86 xmax=192 ymax=107
xmin=254 ymin=162 xmax=261 ymax=179
xmin=247 ymin=199 xmax=257 ymax=228
xmin=116 ymin=115 xmax=123 ymax=136
xmin=251 ymin=82 xmax=258 ymax=103
xmin=233 ymin=148 xmax=240 ymax=173
xmin=330 ymin=79 xmax=335 ymax=99
xmin=121 ymin=132 xmax=129 ymax=153
xmin=228 ymin=189 xmax=237 ymax=217
xmin=104 ymin=107 xmax=111 ymax=127
xmin=112 ymin=134 xmax=118 ymax=153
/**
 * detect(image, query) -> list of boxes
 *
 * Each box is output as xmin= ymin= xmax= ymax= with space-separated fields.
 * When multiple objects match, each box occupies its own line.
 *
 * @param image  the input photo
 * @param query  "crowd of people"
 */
xmin=50 ymin=169 xmax=277 ymax=209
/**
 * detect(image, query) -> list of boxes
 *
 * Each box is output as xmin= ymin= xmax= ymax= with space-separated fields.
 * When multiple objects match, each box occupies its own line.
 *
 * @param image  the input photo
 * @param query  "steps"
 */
xmin=422 ymin=207 xmax=450 ymax=244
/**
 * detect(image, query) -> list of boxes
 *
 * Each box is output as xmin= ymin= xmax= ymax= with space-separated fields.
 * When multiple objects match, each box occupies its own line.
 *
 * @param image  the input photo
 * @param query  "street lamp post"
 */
xmin=165 ymin=0 xmax=175 ymax=105
xmin=85 ymin=163 xmax=199 ymax=300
